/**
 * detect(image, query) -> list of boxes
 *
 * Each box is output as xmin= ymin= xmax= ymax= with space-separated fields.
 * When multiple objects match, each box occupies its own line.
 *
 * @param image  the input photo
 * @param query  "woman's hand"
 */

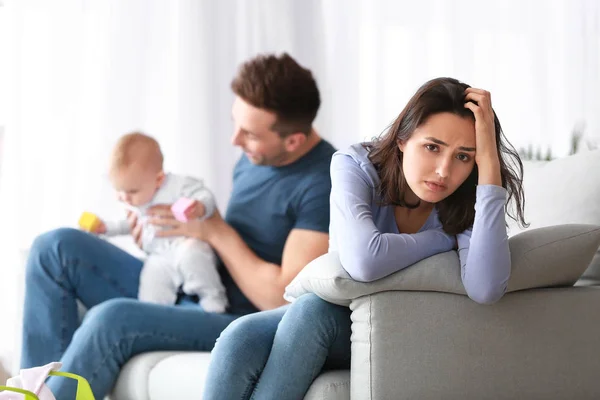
xmin=464 ymin=87 xmax=502 ymax=185
xmin=147 ymin=204 xmax=223 ymax=242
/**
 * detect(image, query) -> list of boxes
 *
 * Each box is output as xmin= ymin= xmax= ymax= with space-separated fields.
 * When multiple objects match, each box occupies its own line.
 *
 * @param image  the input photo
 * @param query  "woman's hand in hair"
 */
xmin=464 ymin=88 xmax=502 ymax=186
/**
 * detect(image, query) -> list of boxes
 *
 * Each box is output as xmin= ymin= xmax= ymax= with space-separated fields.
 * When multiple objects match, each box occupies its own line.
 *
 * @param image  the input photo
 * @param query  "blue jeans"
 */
xmin=203 ymin=293 xmax=352 ymax=400
xmin=21 ymin=228 xmax=257 ymax=399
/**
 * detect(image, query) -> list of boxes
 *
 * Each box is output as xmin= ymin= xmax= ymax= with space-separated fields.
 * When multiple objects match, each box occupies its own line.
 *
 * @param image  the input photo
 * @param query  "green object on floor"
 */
xmin=0 ymin=385 xmax=40 ymax=399
xmin=0 ymin=371 xmax=95 ymax=400
xmin=49 ymin=371 xmax=95 ymax=400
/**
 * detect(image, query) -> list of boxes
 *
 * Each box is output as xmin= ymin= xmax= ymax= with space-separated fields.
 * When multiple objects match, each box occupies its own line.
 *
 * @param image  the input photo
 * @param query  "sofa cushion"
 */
xmin=111 ymin=351 xmax=350 ymax=400
xmin=304 ymin=370 xmax=350 ymax=400
xmin=110 ymin=351 xmax=182 ymax=400
xmin=508 ymin=150 xmax=600 ymax=282
xmin=147 ymin=352 xmax=212 ymax=399
xmin=284 ymin=224 xmax=600 ymax=306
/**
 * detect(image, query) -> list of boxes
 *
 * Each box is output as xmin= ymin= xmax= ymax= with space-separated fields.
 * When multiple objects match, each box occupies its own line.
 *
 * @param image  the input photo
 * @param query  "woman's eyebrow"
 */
xmin=424 ymin=136 xmax=476 ymax=152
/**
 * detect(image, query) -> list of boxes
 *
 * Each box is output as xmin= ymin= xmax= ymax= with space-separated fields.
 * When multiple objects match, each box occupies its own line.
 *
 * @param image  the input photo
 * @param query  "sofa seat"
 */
xmin=110 ymin=351 xmax=350 ymax=400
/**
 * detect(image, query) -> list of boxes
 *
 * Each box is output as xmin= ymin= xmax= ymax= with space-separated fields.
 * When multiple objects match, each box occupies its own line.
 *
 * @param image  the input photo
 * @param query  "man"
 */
xmin=21 ymin=53 xmax=336 ymax=399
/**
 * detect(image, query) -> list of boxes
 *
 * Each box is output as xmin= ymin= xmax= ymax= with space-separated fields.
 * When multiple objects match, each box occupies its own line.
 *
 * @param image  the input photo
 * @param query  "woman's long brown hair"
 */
xmin=366 ymin=77 xmax=528 ymax=235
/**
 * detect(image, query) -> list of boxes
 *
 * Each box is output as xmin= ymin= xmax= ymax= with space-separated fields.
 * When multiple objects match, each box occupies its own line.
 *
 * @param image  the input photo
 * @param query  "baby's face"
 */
xmin=110 ymin=164 xmax=162 ymax=207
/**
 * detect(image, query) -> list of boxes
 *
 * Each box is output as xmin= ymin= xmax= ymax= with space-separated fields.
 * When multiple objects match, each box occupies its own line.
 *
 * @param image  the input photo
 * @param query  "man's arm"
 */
xmin=149 ymin=206 xmax=329 ymax=310
xmin=208 ymin=219 xmax=329 ymax=310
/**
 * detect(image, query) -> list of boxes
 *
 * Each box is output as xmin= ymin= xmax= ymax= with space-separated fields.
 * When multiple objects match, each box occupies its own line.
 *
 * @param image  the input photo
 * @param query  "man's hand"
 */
xmin=148 ymin=204 xmax=222 ymax=242
xmin=185 ymin=200 xmax=206 ymax=220
xmin=127 ymin=211 xmax=144 ymax=248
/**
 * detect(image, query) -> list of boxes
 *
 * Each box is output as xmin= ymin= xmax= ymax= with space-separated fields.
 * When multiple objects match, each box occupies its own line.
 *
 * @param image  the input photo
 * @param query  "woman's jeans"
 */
xmin=203 ymin=293 xmax=352 ymax=400
xmin=21 ymin=228 xmax=255 ymax=399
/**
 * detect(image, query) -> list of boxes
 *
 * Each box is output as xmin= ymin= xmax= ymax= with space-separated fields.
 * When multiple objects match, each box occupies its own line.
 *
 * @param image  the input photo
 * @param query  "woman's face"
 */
xmin=398 ymin=112 xmax=476 ymax=204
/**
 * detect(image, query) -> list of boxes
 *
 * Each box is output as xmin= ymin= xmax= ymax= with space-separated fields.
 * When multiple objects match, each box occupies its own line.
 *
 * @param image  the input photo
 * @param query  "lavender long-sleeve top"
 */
xmin=329 ymin=144 xmax=511 ymax=304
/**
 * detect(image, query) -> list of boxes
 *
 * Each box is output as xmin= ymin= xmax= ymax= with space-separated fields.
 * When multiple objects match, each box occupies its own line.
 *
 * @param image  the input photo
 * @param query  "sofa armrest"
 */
xmin=349 ymin=287 xmax=600 ymax=400
xmin=285 ymin=225 xmax=600 ymax=306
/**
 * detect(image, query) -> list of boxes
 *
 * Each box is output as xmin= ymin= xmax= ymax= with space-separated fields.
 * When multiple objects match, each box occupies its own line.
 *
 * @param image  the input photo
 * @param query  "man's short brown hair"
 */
xmin=231 ymin=53 xmax=320 ymax=136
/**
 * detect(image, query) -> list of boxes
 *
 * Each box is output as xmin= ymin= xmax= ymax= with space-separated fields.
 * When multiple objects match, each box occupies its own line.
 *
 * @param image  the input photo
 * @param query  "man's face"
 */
xmin=231 ymin=96 xmax=291 ymax=166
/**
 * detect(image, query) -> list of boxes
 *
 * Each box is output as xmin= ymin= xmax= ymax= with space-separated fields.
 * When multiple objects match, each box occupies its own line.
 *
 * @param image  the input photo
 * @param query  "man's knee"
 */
xmin=32 ymin=228 xmax=83 ymax=252
xmin=69 ymin=298 xmax=140 ymax=364
xmin=80 ymin=298 xmax=140 ymax=339
xmin=26 ymin=228 xmax=83 ymax=279
xmin=29 ymin=228 xmax=87 ymax=260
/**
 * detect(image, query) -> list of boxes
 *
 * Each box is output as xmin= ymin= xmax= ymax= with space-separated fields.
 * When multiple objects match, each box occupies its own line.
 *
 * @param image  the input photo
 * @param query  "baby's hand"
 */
xmin=185 ymin=200 xmax=206 ymax=220
xmin=93 ymin=220 xmax=107 ymax=234
xmin=79 ymin=212 xmax=106 ymax=234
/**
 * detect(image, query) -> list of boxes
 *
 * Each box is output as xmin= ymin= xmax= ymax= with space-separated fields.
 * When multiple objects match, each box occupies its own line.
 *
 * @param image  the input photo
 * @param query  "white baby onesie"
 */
xmin=103 ymin=173 xmax=228 ymax=313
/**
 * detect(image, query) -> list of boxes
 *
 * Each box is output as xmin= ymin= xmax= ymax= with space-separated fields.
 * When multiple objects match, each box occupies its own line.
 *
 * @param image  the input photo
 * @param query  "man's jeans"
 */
xmin=203 ymin=294 xmax=352 ymax=400
xmin=21 ymin=228 xmax=254 ymax=399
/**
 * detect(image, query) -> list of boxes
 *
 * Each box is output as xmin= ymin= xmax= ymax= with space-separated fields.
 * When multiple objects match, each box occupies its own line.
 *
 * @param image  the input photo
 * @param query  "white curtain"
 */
xmin=0 ymin=0 xmax=598 ymax=372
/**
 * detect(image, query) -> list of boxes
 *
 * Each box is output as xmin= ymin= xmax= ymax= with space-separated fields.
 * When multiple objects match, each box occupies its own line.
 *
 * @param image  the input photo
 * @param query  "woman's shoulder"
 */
xmin=332 ymin=143 xmax=380 ymax=184
xmin=333 ymin=142 xmax=370 ymax=162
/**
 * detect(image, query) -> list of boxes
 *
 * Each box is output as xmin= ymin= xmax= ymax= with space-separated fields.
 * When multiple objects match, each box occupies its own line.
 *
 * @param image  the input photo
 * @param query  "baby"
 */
xmin=84 ymin=132 xmax=227 ymax=313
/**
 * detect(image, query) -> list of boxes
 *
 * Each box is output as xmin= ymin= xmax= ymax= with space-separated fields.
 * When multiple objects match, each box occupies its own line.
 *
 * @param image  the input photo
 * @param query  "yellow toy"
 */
xmin=78 ymin=212 xmax=101 ymax=233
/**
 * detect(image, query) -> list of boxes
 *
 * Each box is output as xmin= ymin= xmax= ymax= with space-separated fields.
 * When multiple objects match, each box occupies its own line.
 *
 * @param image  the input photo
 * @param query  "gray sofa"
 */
xmin=110 ymin=149 xmax=600 ymax=400
xmin=350 ymin=286 xmax=600 ymax=399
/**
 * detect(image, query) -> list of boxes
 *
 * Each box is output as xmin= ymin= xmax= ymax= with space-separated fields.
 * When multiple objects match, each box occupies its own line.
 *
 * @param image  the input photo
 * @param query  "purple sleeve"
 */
xmin=457 ymin=185 xmax=510 ymax=304
xmin=330 ymin=153 xmax=455 ymax=282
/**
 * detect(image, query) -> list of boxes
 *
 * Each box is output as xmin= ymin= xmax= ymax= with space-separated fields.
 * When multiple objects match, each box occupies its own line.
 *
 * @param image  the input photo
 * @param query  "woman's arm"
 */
xmin=457 ymin=185 xmax=510 ymax=304
xmin=331 ymin=153 xmax=455 ymax=282
xmin=460 ymin=88 xmax=511 ymax=304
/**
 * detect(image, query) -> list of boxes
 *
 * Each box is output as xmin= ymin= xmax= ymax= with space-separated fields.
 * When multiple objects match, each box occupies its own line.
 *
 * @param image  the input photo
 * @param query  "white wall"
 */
xmin=0 ymin=0 xmax=598 ymax=374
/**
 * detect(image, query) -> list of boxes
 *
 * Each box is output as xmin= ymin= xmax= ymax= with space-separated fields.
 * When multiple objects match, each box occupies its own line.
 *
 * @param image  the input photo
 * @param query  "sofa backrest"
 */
xmin=506 ymin=149 xmax=600 ymax=282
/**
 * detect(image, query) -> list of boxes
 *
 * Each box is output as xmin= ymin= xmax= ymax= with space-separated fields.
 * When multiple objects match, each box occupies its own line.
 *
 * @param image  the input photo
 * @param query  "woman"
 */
xmin=202 ymin=77 xmax=527 ymax=399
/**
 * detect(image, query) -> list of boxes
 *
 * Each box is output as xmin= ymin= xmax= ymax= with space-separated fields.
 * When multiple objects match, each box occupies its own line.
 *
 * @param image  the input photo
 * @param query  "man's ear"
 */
xmin=283 ymin=132 xmax=308 ymax=153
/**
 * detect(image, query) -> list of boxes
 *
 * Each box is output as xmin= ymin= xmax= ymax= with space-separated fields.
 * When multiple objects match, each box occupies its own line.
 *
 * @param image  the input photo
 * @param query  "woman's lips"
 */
xmin=425 ymin=181 xmax=447 ymax=192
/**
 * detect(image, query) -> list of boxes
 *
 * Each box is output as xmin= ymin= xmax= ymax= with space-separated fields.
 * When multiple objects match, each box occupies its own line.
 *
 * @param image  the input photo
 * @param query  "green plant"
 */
xmin=519 ymin=122 xmax=597 ymax=161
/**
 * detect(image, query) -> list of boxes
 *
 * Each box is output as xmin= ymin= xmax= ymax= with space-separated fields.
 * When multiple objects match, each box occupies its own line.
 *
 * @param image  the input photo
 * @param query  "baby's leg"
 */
xmin=175 ymin=239 xmax=228 ymax=313
xmin=138 ymin=253 xmax=179 ymax=305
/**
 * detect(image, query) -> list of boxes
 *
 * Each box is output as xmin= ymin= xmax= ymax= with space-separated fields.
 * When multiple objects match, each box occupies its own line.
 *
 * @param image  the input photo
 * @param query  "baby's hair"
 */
xmin=110 ymin=132 xmax=164 ymax=174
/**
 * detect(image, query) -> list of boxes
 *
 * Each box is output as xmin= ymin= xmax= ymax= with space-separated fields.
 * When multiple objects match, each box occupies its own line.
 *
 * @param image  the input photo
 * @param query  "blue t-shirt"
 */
xmin=221 ymin=139 xmax=336 ymax=313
